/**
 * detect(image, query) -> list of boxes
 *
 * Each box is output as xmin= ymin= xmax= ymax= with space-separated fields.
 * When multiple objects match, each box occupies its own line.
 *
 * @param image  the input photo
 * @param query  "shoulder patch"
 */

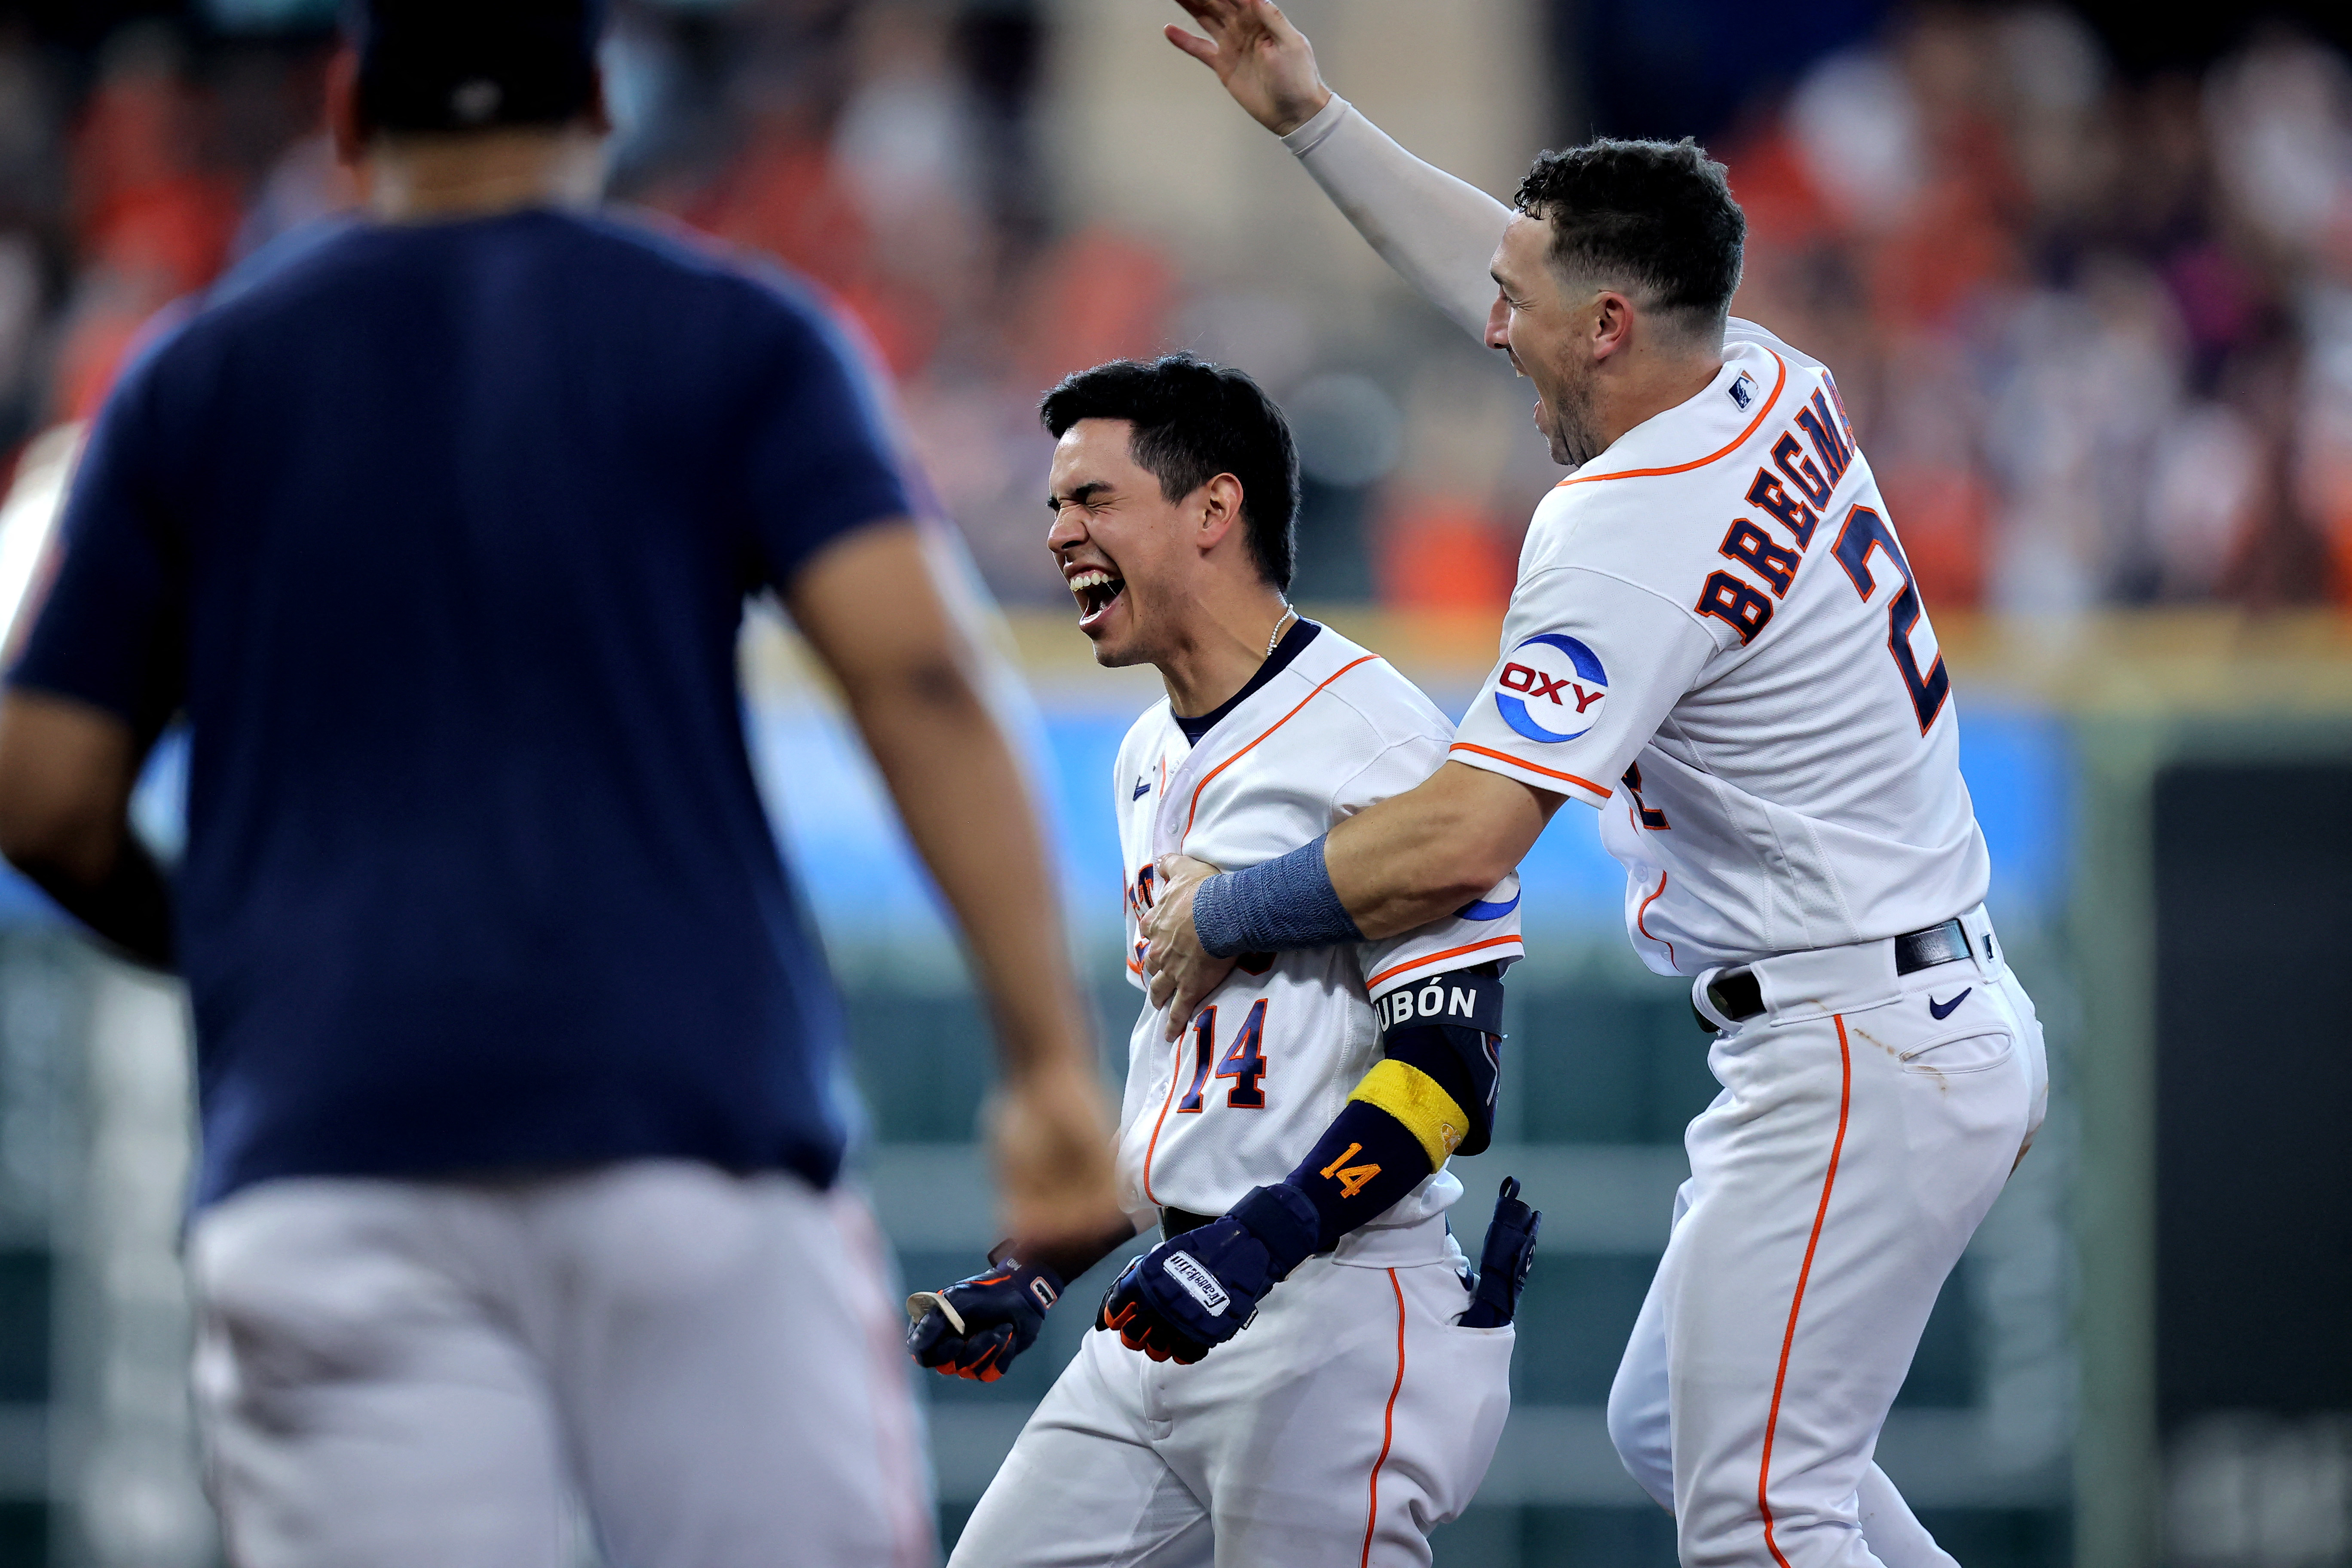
xmin=1494 ymin=634 xmax=1608 ymax=744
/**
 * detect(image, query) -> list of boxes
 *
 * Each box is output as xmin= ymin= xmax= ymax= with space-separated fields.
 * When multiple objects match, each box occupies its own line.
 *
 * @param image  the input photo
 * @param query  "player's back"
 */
xmin=54 ymin=209 xmax=909 ymax=1202
xmin=1452 ymin=321 xmax=1986 ymax=974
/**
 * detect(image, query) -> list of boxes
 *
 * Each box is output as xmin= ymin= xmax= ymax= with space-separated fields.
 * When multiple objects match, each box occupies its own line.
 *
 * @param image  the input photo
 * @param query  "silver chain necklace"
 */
xmin=1266 ymin=605 xmax=1297 ymax=658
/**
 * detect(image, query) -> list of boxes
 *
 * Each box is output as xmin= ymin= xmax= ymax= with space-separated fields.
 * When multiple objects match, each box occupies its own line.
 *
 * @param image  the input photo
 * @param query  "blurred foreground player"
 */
xmin=0 ymin=3 xmax=1119 ymax=1564
xmin=908 ymin=357 xmax=1540 ymax=1566
xmin=1152 ymin=6 xmax=2050 ymax=1567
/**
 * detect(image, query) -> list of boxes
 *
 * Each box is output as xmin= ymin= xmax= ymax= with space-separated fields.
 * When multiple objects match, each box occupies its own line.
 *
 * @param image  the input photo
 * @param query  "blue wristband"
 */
xmin=1192 ymin=835 xmax=1364 ymax=959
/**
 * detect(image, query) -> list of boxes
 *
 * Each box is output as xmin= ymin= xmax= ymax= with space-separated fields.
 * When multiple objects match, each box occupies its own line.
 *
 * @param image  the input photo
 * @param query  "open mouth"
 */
xmin=1069 ymin=566 xmax=1126 ymax=630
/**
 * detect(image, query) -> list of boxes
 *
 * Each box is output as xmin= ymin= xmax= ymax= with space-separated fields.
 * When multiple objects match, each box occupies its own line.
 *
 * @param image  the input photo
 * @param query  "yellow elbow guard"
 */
xmin=1347 ymin=1059 xmax=1471 ymax=1170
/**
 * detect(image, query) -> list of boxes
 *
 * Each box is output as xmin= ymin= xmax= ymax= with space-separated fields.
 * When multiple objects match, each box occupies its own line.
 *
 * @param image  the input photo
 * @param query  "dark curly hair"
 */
xmin=1039 ymin=354 xmax=1300 ymax=591
xmin=1513 ymin=138 xmax=1746 ymax=340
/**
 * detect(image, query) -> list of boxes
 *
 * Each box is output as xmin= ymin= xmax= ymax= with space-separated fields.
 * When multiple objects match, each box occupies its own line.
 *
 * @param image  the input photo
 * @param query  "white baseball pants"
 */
xmin=949 ymin=1213 xmax=1513 ymax=1567
xmin=1606 ymin=906 xmax=2047 ymax=1568
xmin=186 ymin=1160 xmax=934 ymax=1568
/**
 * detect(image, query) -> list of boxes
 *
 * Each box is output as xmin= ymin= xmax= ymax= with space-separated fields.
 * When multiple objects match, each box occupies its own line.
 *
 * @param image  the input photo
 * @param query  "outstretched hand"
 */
xmin=1140 ymin=853 xmax=1236 ymax=1042
xmin=1164 ymin=0 xmax=1333 ymax=137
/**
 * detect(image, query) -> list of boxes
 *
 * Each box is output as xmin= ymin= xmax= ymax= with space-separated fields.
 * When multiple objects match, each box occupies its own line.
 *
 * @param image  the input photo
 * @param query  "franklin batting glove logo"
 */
xmin=1161 ymin=1252 xmax=1230 ymax=1316
xmin=1495 ymin=633 xmax=1609 ymax=744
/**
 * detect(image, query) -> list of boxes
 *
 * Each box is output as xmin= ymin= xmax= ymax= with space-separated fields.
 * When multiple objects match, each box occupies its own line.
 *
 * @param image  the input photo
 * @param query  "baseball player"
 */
xmin=906 ymin=355 xmax=1540 ymax=1567
xmin=1147 ymin=6 xmax=2050 ymax=1568
xmin=0 ymin=4 xmax=1120 ymax=1565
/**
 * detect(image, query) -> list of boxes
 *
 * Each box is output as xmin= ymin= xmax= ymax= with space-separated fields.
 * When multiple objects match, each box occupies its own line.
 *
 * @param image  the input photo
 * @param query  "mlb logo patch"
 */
xmin=1494 ymin=633 xmax=1608 ymax=744
xmin=1728 ymin=371 xmax=1757 ymax=410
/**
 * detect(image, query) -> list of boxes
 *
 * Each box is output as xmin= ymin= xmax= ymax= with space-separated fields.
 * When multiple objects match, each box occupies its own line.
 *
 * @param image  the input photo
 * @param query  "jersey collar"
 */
xmin=1149 ymin=625 xmax=1380 ymax=859
xmin=1553 ymin=340 xmax=1787 ymax=490
xmin=1171 ymin=618 xmax=1323 ymax=747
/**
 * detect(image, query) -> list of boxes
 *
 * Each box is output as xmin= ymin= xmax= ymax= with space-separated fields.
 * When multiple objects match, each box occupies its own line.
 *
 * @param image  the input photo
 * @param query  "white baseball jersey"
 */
xmin=950 ymin=629 xmax=1524 ymax=1568
xmin=1111 ymin=622 xmax=1522 ymax=1230
xmin=1283 ymin=95 xmax=2043 ymax=1568
xmin=1284 ymin=98 xmax=1988 ymax=978
xmin=1446 ymin=322 xmax=1988 ymax=975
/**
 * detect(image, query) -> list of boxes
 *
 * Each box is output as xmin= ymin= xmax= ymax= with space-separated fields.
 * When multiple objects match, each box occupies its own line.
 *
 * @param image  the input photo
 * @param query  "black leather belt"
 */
xmin=1160 ymin=1206 xmax=1215 ymax=1239
xmin=1695 ymin=917 xmax=1975 ymax=1033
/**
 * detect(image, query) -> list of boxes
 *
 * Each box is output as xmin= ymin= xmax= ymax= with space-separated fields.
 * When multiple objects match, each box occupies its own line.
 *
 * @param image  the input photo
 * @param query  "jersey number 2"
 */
xmin=1177 ymin=999 xmax=1269 ymax=1112
xmin=1830 ymin=504 xmax=1950 ymax=734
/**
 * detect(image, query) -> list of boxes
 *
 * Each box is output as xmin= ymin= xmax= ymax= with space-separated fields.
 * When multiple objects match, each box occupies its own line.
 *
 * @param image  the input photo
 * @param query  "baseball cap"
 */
xmin=346 ymin=0 xmax=607 ymax=135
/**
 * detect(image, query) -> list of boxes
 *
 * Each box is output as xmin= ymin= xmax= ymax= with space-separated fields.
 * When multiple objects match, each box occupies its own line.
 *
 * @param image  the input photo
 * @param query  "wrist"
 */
xmin=997 ymin=1032 xmax=1093 ymax=1086
xmin=1014 ymin=1214 xmax=1139 ymax=1287
xmin=1190 ymin=872 xmax=1246 ymax=959
xmin=1192 ymin=836 xmax=1362 ymax=959
xmin=1230 ymin=1183 xmax=1320 ymax=1280
xmin=1268 ymin=84 xmax=1335 ymax=138
xmin=1277 ymin=91 xmax=1349 ymax=154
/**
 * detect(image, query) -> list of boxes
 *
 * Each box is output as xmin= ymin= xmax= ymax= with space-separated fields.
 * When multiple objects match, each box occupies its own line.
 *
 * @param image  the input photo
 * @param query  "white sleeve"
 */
xmin=1448 ymin=567 xmax=1721 ymax=811
xmin=1331 ymin=731 xmax=1525 ymax=997
xmin=1282 ymin=96 xmax=1513 ymax=342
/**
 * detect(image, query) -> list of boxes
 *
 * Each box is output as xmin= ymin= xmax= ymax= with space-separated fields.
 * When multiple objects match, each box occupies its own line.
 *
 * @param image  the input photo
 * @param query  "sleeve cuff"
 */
xmin=1279 ymin=94 xmax=1353 ymax=158
xmin=1447 ymin=741 xmax=1614 ymax=810
xmin=1364 ymin=939 xmax=1524 ymax=998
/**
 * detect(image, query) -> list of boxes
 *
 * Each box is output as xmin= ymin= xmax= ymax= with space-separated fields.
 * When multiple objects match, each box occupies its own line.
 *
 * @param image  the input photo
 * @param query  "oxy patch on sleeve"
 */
xmin=1493 ymin=632 xmax=1609 ymax=744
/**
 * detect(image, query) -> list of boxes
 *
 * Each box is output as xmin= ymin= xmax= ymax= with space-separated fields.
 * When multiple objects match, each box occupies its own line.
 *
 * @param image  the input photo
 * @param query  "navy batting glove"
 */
xmin=1095 ymin=1184 xmax=1321 ymax=1363
xmin=1459 ymin=1176 xmax=1541 ymax=1329
xmin=906 ymin=1255 xmax=1066 ymax=1383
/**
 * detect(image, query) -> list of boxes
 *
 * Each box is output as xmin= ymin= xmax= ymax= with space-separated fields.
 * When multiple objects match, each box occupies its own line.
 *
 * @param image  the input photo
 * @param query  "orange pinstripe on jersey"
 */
xmin=1553 ymin=350 xmax=1788 ymax=489
xmin=1148 ymin=653 xmax=1375 ymax=1201
xmin=1758 ymin=1012 xmax=1854 ymax=1568
xmin=1184 ymin=656 xmax=1381 ymax=840
xmin=1137 ymin=1035 xmax=1185 ymax=1207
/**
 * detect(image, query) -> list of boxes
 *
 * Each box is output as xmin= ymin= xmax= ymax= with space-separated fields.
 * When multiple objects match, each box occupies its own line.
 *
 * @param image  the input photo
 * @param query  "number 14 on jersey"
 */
xmin=1176 ymin=999 xmax=1269 ymax=1112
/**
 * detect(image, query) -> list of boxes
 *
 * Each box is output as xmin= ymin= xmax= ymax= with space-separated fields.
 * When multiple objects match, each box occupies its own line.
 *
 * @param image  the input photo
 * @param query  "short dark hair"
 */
xmin=1513 ymin=138 xmax=1745 ymax=338
xmin=1039 ymin=355 xmax=1300 ymax=592
xmin=348 ymin=0 xmax=605 ymax=136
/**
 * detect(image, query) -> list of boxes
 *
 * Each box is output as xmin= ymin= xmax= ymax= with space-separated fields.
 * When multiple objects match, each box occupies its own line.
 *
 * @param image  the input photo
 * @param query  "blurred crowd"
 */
xmin=1724 ymin=9 xmax=2352 ymax=612
xmin=2 ymin=1 xmax=2350 ymax=616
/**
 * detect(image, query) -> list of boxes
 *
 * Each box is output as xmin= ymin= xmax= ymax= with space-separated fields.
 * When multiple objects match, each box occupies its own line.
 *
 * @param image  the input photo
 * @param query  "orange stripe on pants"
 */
xmin=1359 ymin=1268 xmax=1407 ymax=1568
xmin=1758 ymin=1014 xmax=1853 ymax=1568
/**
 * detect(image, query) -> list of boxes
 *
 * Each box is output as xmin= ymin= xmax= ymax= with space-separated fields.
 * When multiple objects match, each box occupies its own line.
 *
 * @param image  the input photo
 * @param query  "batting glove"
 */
xmin=906 ymin=1255 xmax=1065 ymax=1382
xmin=1458 ymin=1176 xmax=1541 ymax=1329
xmin=1096 ymin=1183 xmax=1320 ymax=1363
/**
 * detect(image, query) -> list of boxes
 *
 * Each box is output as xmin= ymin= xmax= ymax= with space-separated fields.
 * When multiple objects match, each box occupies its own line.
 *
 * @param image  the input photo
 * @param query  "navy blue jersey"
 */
xmin=11 ymin=208 xmax=916 ymax=1205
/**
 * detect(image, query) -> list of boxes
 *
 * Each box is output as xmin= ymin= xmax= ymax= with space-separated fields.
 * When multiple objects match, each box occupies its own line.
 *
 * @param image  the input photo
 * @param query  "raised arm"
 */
xmin=1167 ymin=0 xmax=1514 ymax=339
